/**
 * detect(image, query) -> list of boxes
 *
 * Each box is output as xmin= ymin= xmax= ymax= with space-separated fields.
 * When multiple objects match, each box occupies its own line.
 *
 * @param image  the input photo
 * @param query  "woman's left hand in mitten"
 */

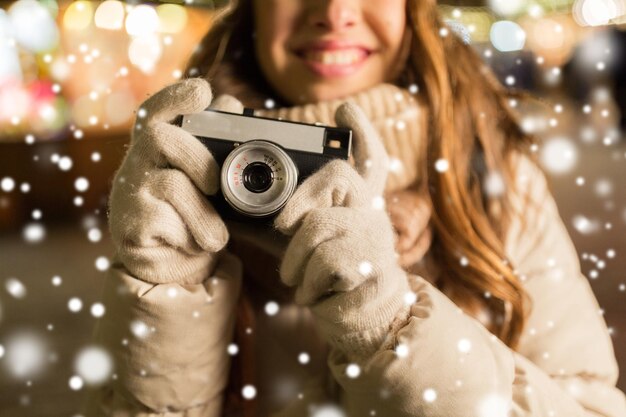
xmin=274 ymin=102 xmax=415 ymax=363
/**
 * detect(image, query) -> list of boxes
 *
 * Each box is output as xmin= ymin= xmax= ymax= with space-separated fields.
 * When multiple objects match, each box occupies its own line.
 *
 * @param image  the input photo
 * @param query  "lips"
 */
xmin=293 ymin=40 xmax=373 ymax=77
xmin=302 ymin=48 xmax=368 ymax=65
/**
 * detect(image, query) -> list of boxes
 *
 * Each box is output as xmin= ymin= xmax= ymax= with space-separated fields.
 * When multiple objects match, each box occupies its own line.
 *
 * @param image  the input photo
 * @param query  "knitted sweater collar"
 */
xmin=257 ymin=83 xmax=427 ymax=193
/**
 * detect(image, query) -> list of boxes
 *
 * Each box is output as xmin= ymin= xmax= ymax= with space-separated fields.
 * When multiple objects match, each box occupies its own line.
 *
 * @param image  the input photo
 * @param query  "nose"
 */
xmin=307 ymin=0 xmax=359 ymax=31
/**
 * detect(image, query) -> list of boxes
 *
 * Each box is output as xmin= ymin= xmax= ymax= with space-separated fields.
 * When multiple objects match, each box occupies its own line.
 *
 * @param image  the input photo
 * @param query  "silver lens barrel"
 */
xmin=220 ymin=140 xmax=298 ymax=217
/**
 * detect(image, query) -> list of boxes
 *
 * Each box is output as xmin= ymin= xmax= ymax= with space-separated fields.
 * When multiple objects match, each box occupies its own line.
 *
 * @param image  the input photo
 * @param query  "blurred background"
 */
xmin=0 ymin=0 xmax=624 ymax=415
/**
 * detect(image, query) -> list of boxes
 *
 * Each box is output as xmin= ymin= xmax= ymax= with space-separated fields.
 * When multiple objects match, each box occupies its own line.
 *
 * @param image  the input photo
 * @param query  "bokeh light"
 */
xmin=6 ymin=277 xmax=27 ymax=298
xmin=572 ymin=0 xmax=624 ymax=26
xmin=94 ymin=0 xmax=125 ymax=30
xmin=2 ymin=330 xmax=48 ymax=379
xmin=157 ymin=4 xmax=187 ymax=34
xmin=63 ymin=1 xmax=93 ymax=31
xmin=74 ymin=346 xmax=113 ymax=385
xmin=242 ymin=384 xmax=257 ymax=399
xmin=539 ymin=137 xmax=579 ymax=174
xmin=488 ymin=0 xmax=526 ymax=16
xmin=523 ymin=16 xmax=577 ymax=67
xmin=0 ymin=82 xmax=31 ymax=123
xmin=8 ymin=0 xmax=58 ymax=53
xmin=130 ymin=320 xmax=149 ymax=339
xmin=573 ymin=214 xmax=601 ymax=234
xmin=128 ymin=34 xmax=162 ymax=73
xmin=0 ymin=11 xmax=22 ymax=82
xmin=23 ymin=223 xmax=46 ymax=243
xmin=490 ymin=21 xmax=526 ymax=52
xmin=125 ymin=5 xmax=159 ymax=37
xmin=423 ymin=388 xmax=438 ymax=402
xmin=572 ymin=29 xmax=618 ymax=74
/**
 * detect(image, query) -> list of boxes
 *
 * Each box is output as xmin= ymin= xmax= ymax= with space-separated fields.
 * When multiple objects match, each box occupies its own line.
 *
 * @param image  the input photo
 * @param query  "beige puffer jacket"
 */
xmin=82 ymin=85 xmax=626 ymax=417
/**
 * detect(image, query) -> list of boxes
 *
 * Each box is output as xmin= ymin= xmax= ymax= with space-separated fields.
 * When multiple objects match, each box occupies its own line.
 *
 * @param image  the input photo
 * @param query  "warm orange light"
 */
xmin=63 ymin=1 xmax=93 ymax=31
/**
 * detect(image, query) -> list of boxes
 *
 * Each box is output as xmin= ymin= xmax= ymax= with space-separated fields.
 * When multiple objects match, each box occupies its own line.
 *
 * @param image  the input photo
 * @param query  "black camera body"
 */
xmin=179 ymin=108 xmax=352 ymax=222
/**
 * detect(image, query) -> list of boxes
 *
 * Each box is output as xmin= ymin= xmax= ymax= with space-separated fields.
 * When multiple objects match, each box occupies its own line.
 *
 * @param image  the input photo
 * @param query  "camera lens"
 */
xmin=242 ymin=162 xmax=274 ymax=193
xmin=221 ymin=140 xmax=298 ymax=217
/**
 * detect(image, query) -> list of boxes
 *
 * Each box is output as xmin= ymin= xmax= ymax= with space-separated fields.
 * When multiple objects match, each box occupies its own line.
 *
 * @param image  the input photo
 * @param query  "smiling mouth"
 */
xmin=295 ymin=47 xmax=371 ymax=77
xmin=301 ymin=48 xmax=369 ymax=65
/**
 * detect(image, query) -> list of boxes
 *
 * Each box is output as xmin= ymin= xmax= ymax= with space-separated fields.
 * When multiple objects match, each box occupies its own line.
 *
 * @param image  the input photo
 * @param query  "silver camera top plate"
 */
xmin=181 ymin=110 xmax=328 ymax=154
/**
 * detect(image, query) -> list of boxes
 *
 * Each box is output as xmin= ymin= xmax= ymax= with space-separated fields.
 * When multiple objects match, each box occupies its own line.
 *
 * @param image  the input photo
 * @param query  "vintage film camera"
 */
xmin=179 ymin=108 xmax=352 ymax=221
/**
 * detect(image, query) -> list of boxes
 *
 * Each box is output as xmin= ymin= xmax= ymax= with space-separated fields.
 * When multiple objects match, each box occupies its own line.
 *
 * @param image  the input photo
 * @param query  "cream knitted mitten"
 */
xmin=108 ymin=78 xmax=243 ymax=284
xmin=275 ymin=102 xmax=415 ymax=362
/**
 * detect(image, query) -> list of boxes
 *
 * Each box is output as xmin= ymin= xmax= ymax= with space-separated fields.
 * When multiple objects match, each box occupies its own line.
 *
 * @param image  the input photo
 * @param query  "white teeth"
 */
xmin=306 ymin=50 xmax=363 ymax=65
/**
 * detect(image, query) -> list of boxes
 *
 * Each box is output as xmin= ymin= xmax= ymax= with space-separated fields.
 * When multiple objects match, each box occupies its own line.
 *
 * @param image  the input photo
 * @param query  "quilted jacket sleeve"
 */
xmin=324 ymin=155 xmax=626 ymax=417
xmin=81 ymin=250 xmax=242 ymax=417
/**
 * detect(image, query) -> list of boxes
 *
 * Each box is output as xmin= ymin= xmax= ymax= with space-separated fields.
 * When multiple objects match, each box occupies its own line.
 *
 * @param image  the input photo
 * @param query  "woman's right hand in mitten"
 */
xmin=85 ymin=80 xmax=246 ymax=415
xmin=108 ymin=78 xmax=243 ymax=284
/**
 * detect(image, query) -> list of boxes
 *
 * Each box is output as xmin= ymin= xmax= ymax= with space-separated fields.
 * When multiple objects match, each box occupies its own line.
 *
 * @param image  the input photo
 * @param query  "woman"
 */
xmin=84 ymin=0 xmax=626 ymax=416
